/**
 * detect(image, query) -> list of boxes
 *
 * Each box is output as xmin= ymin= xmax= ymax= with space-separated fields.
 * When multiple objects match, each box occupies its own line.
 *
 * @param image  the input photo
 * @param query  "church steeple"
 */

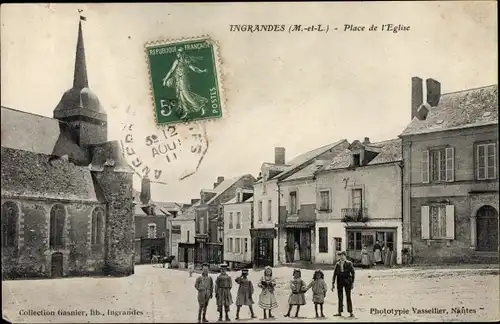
xmin=54 ymin=16 xmax=108 ymax=148
xmin=73 ymin=20 xmax=88 ymax=89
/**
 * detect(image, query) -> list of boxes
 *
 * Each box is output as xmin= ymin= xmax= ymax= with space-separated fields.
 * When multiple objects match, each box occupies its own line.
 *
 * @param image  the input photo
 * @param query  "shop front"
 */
xmin=280 ymin=221 xmax=315 ymax=263
xmin=178 ymin=242 xmax=196 ymax=268
xmin=250 ymin=228 xmax=277 ymax=268
xmin=346 ymin=226 xmax=397 ymax=265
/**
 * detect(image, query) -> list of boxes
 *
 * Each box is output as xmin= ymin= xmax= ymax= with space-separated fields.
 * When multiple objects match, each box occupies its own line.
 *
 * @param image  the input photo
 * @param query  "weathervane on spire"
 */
xmin=78 ymin=9 xmax=86 ymax=21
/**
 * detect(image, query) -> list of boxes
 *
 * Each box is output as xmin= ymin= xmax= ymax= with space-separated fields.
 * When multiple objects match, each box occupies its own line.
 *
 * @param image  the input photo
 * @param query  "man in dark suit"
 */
xmin=331 ymin=251 xmax=355 ymax=317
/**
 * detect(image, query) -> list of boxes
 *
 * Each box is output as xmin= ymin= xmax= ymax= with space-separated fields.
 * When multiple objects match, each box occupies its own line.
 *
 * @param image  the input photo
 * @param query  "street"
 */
xmin=2 ymin=265 xmax=499 ymax=323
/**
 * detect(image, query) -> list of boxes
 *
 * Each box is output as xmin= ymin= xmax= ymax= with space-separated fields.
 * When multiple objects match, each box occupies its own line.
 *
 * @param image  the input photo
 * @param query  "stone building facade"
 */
xmin=314 ymin=138 xmax=403 ymax=265
xmin=400 ymin=77 xmax=498 ymax=263
xmin=192 ymin=175 xmax=256 ymax=266
xmin=1 ymin=20 xmax=135 ymax=279
xmin=223 ymin=189 xmax=254 ymax=268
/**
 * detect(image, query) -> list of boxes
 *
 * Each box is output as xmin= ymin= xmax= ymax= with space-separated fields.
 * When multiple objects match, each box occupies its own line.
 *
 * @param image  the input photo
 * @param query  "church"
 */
xmin=1 ymin=19 xmax=135 ymax=279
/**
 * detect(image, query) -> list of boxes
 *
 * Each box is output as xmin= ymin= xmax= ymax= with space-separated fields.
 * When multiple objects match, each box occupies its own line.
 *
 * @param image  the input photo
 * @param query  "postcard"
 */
xmin=1 ymin=2 xmax=498 ymax=323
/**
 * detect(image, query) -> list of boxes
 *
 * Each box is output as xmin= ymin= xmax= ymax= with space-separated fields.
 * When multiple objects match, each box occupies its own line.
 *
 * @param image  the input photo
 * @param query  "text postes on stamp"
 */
xmin=146 ymin=37 xmax=223 ymax=126
xmin=120 ymin=121 xmax=209 ymax=184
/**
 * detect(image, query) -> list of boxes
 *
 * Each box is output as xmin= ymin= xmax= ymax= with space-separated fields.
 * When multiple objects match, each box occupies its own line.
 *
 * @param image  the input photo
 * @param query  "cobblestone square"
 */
xmin=2 ymin=265 xmax=499 ymax=323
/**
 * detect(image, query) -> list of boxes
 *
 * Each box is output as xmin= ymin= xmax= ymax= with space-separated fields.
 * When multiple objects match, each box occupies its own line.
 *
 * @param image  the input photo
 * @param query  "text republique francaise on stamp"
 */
xmin=145 ymin=37 xmax=223 ymax=126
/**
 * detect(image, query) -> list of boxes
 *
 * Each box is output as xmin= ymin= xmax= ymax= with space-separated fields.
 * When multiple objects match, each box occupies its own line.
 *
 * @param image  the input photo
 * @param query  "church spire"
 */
xmin=73 ymin=19 xmax=88 ymax=89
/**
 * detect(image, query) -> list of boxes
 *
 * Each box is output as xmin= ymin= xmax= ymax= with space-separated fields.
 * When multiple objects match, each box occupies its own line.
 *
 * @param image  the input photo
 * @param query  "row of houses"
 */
xmin=170 ymin=77 xmax=498 ymax=268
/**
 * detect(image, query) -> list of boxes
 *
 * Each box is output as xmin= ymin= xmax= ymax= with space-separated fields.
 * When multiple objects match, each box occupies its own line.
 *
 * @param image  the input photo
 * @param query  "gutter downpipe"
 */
xmin=277 ymin=180 xmax=281 ymax=265
xmin=397 ymin=161 xmax=404 ymax=265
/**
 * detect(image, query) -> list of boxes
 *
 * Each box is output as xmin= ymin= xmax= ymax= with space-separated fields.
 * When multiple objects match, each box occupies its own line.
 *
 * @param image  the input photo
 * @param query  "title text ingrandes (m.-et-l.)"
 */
xmin=229 ymin=24 xmax=410 ymax=34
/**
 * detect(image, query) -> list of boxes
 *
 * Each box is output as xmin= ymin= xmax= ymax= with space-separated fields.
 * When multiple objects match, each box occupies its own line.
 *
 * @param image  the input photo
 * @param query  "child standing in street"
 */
xmin=215 ymin=263 xmax=233 ymax=321
xmin=284 ymin=269 xmax=307 ymax=318
xmin=306 ymin=269 xmax=328 ymax=318
xmin=235 ymin=268 xmax=256 ymax=320
xmin=258 ymin=266 xmax=279 ymax=319
xmin=188 ymin=261 xmax=195 ymax=277
xmin=194 ymin=263 xmax=213 ymax=323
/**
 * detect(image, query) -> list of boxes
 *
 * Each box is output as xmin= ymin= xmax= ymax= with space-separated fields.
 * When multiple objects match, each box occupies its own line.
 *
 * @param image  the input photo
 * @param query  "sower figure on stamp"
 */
xmin=332 ymin=251 xmax=355 ymax=318
xmin=162 ymin=47 xmax=209 ymax=118
xmin=215 ymin=263 xmax=233 ymax=321
xmin=284 ymin=269 xmax=307 ymax=318
xmin=235 ymin=268 xmax=256 ymax=320
xmin=195 ymin=263 xmax=214 ymax=323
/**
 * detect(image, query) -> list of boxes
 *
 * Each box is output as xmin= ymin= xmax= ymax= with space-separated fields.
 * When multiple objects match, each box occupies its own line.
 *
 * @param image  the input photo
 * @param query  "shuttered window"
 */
xmin=421 ymin=205 xmax=455 ymax=240
xmin=477 ymin=143 xmax=497 ymax=180
xmin=318 ymin=227 xmax=328 ymax=253
xmin=235 ymin=238 xmax=241 ymax=253
xmin=319 ymin=191 xmax=330 ymax=211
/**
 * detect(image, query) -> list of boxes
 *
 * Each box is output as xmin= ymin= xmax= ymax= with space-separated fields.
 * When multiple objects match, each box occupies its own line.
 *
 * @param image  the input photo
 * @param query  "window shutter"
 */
xmin=422 ymin=150 xmax=430 ymax=183
xmin=421 ymin=206 xmax=430 ymax=239
xmin=445 ymin=147 xmax=455 ymax=182
xmin=487 ymin=143 xmax=497 ymax=179
xmin=477 ymin=145 xmax=485 ymax=180
xmin=445 ymin=205 xmax=455 ymax=239
xmin=241 ymin=239 xmax=244 ymax=254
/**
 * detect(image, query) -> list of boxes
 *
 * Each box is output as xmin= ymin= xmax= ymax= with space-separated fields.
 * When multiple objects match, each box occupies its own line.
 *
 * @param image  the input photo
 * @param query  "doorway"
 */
xmin=286 ymin=228 xmax=311 ymax=262
xmin=477 ymin=206 xmax=499 ymax=252
xmin=51 ymin=252 xmax=63 ymax=278
xmin=254 ymin=238 xmax=273 ymax=268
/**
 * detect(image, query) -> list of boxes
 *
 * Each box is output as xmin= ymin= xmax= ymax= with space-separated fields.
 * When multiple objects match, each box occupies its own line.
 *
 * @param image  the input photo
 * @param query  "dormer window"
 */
xmin=352 ymin=154 xmax=361 ymax=167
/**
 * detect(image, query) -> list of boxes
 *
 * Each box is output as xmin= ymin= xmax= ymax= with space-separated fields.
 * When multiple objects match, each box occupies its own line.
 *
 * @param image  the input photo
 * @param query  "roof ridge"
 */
xmin=441 ymin=84 xmax=498 ymax=96
xmin=1 ymin=106 xmax=62 ymax=122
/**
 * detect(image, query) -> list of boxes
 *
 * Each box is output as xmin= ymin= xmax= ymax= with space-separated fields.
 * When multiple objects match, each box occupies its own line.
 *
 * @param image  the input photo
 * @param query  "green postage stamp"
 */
xmin=145 ymin=36 xmax=223 ymax=125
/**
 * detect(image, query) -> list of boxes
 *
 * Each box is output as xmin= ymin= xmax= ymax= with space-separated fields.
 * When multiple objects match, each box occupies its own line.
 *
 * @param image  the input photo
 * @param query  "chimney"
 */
xmin=426 ymin=78 xmax=441 ymax=107
xmin=213 ymin=182 xmax=218 ymax=189
xmin=217 ymin=176 xmax=225 ymax=184
xmin=140 ymin=176 xmax=151 ymax=205
xmin=275 ymin=147 xmax=286 ymax=165
xmin=363 ymin=137 xmax=370 ymax=144
xmin=191 ymin=198 xmax=200 ymax=205
xmin=411 ymin=77 xmax=423 ymax=120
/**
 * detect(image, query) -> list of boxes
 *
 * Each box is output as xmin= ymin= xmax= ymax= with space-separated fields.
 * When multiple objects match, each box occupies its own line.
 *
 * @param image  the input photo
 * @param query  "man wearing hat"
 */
xmin=215 ymin=263 xmax=233 ymax=321
xmin=331 ymin=251 xmax=355 ymax=318
xmin=195 ymin=263 xmax=214 ymax=323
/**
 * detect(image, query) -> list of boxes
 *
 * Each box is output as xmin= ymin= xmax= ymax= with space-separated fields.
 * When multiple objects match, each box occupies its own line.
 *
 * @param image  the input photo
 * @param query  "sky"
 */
xmin=1 ymin=2 xmax=497 ymax=203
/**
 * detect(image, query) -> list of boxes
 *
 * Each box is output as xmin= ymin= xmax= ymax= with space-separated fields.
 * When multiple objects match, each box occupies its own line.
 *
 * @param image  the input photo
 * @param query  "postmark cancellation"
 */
xmin=145 ymin=36 xmax=224 ymax=126
xmin=120 ymin=121 xmax=209 ymax=184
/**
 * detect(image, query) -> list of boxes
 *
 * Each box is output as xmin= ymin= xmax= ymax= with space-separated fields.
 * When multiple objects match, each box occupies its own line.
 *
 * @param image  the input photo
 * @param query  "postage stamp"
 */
xmin=145 ymin=36 xmax=223 ymax=126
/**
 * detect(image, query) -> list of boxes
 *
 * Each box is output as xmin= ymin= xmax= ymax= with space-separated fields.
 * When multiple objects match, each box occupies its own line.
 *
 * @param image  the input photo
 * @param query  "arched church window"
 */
xmin=50 ymin=204 xmax=66 ymax=248
xmin=1 ymin=202 xmax=19 ymax=248
xmin=91 ymin=207 xmax=105 ymax=245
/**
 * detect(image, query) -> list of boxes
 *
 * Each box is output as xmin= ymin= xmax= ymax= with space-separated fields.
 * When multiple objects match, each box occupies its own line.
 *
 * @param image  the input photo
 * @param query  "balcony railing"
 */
xmin=341 ymin=208 xmax=368 ymax=222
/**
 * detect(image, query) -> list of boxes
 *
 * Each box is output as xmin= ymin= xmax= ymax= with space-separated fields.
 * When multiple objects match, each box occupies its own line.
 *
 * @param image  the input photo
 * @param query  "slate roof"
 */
xmin=1 ymin=146 xmax=98 ymax=201
xmin=321 ymin=138 xmax=402 ymax=171
xmin=400 ymin=85 xmax=498 ymax=136
xmin=176 ymin=201 xmax=200 ymax=221
xmin=273 ymin=140 xmax=347 ymax=180
xmin=224 ymin=195 xmax=254 ymax=205
xmin=206 ymin=175 xmax=254 ymax=205
xmin=1 ymin=106 xmax=89 ymax=164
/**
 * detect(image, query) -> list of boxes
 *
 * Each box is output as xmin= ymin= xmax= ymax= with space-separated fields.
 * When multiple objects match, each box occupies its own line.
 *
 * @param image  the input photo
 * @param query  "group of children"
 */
xmin=194 ymin=263 xmax=328 ymax=322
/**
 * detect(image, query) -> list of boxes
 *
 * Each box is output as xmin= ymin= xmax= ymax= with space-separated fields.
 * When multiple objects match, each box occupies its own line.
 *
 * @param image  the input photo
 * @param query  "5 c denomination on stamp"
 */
xmin=145 ymin=36 xmax=223 ymax=126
